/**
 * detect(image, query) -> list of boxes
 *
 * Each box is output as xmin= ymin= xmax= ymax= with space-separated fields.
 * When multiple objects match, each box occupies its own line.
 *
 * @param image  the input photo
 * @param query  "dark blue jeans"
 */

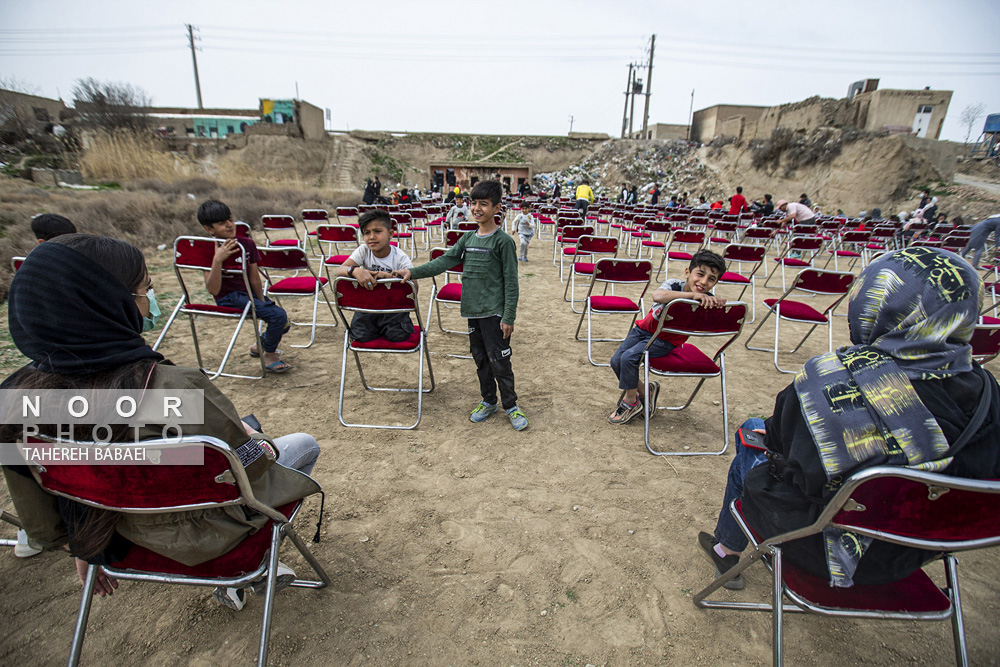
xmin=714 ymin=417 xmax=769 ymax=552
xmin=610 ymin=326 xmax=676 ymax=391
xmin=215 ymin=292 xmax=289 ymax=353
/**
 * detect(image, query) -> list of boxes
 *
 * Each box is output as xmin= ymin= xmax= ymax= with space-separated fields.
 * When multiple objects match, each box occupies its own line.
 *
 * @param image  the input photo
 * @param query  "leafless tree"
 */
xmin=71 ymin=77 xmax=152 ymax=133
xmin=961 ymin=102 xmax=987 ymax=145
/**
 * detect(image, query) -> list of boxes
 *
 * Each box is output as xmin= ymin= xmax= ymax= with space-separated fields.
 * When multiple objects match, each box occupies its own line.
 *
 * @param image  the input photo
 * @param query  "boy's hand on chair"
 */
xmin=213 ymin=238 xmax=240 ymax=265
xmin=354 ymin=267 xmax=377 ymax=289
xmin=694 ymin=293 xmax=727 ymax=309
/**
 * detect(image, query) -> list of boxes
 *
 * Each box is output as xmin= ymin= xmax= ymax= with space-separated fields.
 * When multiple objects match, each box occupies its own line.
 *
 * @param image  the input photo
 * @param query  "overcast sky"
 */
xmin=2 ymin=0 xmax=998 ymax=142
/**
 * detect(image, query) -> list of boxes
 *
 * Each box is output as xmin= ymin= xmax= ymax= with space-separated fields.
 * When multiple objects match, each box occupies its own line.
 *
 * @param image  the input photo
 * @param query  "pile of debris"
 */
xmin=533 ymin=140 xmax=722 ymax=200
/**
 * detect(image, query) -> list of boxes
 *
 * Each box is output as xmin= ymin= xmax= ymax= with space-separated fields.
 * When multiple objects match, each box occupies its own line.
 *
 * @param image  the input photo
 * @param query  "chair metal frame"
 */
xmin=693 ymin=465 xmax=1000 ymax=667
xmin=0 ymin=510 xmax=22 ymax=548
xmin=333 ymin=277 xmax=435 ymax=429
xmin=641 ymin=298 xmax=748 ymax=456
xmin=563 ymin=235 xmax=620 ymax=312
xmin=28 ymin=433 xmax=330 ymax=667
xmin=258 ymin=246 xmax=338 ymax=348
xmin=717 ymin=243 xmax=766 ymax=323
xmin=763 ymin=235 xmax=826 ymax=290
xmin=744 ymin=268 xmax=855 ymax=373
xmin=554 ymin=224 xmax=595 ymax=280
xmin=573 ymin=258 xmax=652 ymax=367
xmin=153 ymin=236 xmax=266 ymax=380
xmin=656 ymin=229 xmax=706 ymax=281
xmin=261 ymin=214 xmax=303 ymax=249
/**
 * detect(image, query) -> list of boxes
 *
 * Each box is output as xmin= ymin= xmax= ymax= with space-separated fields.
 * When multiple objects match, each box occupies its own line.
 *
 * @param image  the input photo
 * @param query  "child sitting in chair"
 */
xmin=608 ymin=249 xmax=727 ymax=425
xmin=335 ymin=209 xmax=415 ymax=342
xmin=198 ymin=200 xmax=292 ymax=373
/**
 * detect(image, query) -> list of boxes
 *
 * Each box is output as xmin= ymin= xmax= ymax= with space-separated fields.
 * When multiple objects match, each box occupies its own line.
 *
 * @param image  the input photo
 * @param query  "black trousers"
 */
xmin=468 ymin=315 xmax=517 ymax=410
xmin=350 ymin=312 xmax=414 ymax=343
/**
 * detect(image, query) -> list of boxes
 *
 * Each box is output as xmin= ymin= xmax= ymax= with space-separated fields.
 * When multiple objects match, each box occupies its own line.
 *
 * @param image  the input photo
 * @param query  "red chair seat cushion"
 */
xmin=668 ymin=251 xmax=693 ymax=260
xmin=719 ymin=271 xmax=751 ymax=284
xmin=437 ymin=282 xmax=462 ymax=301
xmin=775 ymin=257 xmax=811 ymax=267
xmin=269 ymin=276 xmax=329 ymax=294
xmin=410 ymin=226 xmax=427 ymax=232
xmin=183 ymin=303 xmax=245 ymax=315
xmin=427 ymin=219 xmax=443 ymax=226
xmin=269 ymin=239 xmax=299 ymax=247
xmin=351 ymin=326 xmax=422 ymax=351
xmin=649 ymin=343 xmax=719 ymax=374
xmin=832 ymin=250 xmax=862 ymax=257
xmin=781 ymin=560 xmax=950 ymax=613
xmin=110 ymin=501 xmax=298 ymax=578
xmin=573 ymin=262 xmax=596 ymax=274
xmin=307 ymin=230 xmax=317 ymax=236
xmin=866 ymin=243 xmax=886 ymax=250
xmin=982 ymin=315 xmax=1000 ymax=325
xmin=588 ymin=295 xmax=639 ymax=312
xmin=764 ymin=298 xmax=828 ymax=323
xmin=323 ymin=255 xmax=350 ymax=265
xmin=641 ymin=240 xmax=666 ymax=248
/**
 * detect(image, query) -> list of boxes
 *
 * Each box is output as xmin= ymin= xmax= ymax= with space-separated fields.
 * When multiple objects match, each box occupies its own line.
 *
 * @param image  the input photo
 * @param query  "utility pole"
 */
xmin=620 ymin=63 xmax=633 ymax=139
xmin=186 ymin=24 xmax=203 ymax=109
xmin=568 ymin=115 xmax=574 ymax=134
xmin=629 ymin=69 xmax=639 ymax=138
xmin=687 ymin=89 xmax=695 ymax=141
xmin=641 ymin=34 xmax=655 ymax=139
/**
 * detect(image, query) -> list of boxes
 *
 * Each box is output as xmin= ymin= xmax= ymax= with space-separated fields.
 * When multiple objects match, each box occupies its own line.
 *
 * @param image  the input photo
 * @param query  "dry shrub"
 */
xmin=79 ymin=130 xmax=192 ymax=182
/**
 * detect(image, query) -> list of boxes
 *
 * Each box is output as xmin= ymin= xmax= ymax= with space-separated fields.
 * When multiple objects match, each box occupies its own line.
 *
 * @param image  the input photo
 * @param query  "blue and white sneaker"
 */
xmin=470 ymin=401 xmax=498 ymax=423
xmin=506 ymin=405 xmax=529 ymax=431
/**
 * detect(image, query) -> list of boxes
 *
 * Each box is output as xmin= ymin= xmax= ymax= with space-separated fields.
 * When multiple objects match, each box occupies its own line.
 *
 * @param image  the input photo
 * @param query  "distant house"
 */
xmin=0 ymin=88 xmax=69 ymax=138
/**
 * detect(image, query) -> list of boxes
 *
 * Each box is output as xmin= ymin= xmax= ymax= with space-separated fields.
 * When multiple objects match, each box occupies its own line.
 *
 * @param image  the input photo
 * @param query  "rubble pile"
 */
xmin=533 ymin=140 xmax=722 ymax=200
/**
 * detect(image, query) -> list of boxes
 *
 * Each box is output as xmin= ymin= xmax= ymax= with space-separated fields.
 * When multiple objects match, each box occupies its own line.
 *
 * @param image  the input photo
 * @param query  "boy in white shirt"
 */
xmin=446 ymin=195 xmax=471 ymax=230
xmin=335 ymin=209 xmax=415 ymax=342
xmin=512 ymin=202 xmax=537 ymax=262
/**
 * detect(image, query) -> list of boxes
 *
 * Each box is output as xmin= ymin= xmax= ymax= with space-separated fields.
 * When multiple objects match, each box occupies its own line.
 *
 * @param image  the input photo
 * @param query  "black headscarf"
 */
xmin=8 ymin=241 xmax=163 ymax=375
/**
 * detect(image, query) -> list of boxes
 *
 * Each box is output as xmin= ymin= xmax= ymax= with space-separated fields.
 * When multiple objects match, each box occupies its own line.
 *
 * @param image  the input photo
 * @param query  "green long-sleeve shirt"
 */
xmin=410 ymin=227 xmax=519 ymax=325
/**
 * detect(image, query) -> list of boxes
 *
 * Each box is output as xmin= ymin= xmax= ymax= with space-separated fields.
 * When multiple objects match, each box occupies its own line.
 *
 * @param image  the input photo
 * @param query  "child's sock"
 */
xmin=713 ymin=543 xmax=728 ymax=558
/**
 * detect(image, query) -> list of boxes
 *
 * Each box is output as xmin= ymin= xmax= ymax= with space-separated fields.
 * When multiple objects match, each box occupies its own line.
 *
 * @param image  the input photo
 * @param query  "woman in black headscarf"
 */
xmin=362 ymin=178 xmax=376 ymax=205
xmin=698 ymin=247 xmax=1000 ymax=589
xmin=1 ymin=234 xmax=322 ymax=610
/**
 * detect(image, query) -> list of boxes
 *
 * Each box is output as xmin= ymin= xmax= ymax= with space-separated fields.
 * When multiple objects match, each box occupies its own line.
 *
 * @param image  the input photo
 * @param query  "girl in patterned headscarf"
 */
xmin=699 ymin=248 xmax=1000 ymax=589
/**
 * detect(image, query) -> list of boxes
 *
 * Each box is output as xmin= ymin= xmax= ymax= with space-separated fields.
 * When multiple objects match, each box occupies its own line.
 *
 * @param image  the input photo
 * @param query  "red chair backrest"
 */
xmin=258 ymin=246 xmax=310 ymax=272
xmin=11 ymin=256 xmax=25 ymax=272
xmin=316 ymin=224 xmax=358 ymax=243
xmin=335 ymin=207 xmax=358 ymax=218
xmin=723 ymin=244 xmax=766 ymax=264
xmin=457 ymin=222 xmax=477 ymax=231
xmin=644 ymin=220 xmax=673 ymax=234
xmin=235 ymin=221 xmax=252 ymax=238
xmin=788 ymin=236 xmax=824 ymax=251
xmin=841 ymin=230 xmax=871 ymax=243
xmin=576 ymin=235 xmax=619 ymax=255
xmin=262 ymin=214 xmax=296 ymax=231
xmin=659 ymin=299 xmax=747 ymax=336
xmin=334 ymin=277 xmax=417 ymax=313
xmin=431 ymin=247 xmax=463 ymax=272
xmin=301 ymin=209 xmax=329 ymax=223
xmin=793 ymin=268 xmax=855 ymax=295
xmin=671 ymin=230 xmax=705 ymax=245
xmin=712 ymin=221 xmax=739 ymax=234
xmin=593 ymin=258 xmax=652 ymax=284
xmin=560 ymin=225 xmax=594 ymax=242
xmin=744 ymin=227 xmax=775 ymax=241
xmin=174 ymin=236 xmax=244 ymax=273
xmin=446 ymin=230 xmax=464 ymax=247
xmin=970 ymin=323 xmax=1000 ymax=363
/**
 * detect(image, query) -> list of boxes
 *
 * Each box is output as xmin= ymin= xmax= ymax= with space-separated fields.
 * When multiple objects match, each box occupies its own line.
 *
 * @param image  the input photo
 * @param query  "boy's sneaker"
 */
xmin=698 ymin=531 xmax=744 ymax=590
xmin=470 ymin=401 xmax=498 ymax=423
xmin=506 ymin=406 xmax=528 ymax=431
xmin=646 ymin=381 xmax=660 ymax=415
xmin=14 ymin=529 xmax=42 ymax=558
xmin=608 ymin=398 xmax=643 ymax=425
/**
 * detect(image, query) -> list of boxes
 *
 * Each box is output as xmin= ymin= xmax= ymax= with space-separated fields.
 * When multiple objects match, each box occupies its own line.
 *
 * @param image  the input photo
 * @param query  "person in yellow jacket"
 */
xmin=574 ymin=179 xmax=595 ymax=216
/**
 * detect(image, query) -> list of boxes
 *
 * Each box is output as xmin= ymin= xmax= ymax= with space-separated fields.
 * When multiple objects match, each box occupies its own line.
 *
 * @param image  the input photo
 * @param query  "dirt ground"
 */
xmin=2 ymin=225 xmax=1000 ymax=666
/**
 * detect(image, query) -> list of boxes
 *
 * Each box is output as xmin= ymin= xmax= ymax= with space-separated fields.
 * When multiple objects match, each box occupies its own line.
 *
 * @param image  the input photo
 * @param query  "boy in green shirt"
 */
xmin=394 ymin=180 xmax=527 ymax=431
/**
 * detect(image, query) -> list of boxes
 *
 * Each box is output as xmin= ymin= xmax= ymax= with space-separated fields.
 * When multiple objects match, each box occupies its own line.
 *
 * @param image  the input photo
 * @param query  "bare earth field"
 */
xmin=2 ymin=226 xmax=999 ymax=666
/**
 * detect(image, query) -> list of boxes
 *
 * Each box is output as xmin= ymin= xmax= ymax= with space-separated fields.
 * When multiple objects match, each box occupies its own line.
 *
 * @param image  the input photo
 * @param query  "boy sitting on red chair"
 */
xmin=608 ymin=250 xmax=727 ymax=425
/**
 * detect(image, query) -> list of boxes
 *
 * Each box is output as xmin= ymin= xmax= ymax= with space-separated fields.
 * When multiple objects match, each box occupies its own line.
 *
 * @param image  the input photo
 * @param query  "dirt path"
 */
xmin=3 ymin=228 xmax=999 ymax=666
xmin=954 ymin=172 xmax=1000 ymax=196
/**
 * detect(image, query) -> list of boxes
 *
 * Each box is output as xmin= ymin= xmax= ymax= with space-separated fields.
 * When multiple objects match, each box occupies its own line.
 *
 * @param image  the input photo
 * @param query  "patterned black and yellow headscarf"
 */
xmin=793 ymin=247 xmax=982 ymax=586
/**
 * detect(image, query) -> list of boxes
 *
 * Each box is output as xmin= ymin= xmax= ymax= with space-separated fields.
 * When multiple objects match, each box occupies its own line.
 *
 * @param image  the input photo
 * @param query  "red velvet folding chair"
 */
xmin=656 ymin=230 xmax=706 ymax=281
xmin=427 ymin=247 xmax=467 ymax=337
xmin=445 ymin=229 xmax=464 ymax=247
xmin=315 ymin=224 xmax=359 ymax=269
xmin=235 ymin=221 xmax=252 ymax=239
xmin=824 ymin=229 xmax=870 ymax=271
xmin=709 ymin=220 xmax=740 ymax=249
xmin=11 ymin=256 xmax=25 ymax=272
xmin=718 ymin=244 xmax=766 ymax=323
xmin=564 ymin=235 xmax=620 ymax=312
xmin=257 ymin=246 xmax=337 ymax=348
xmin=334 ymin=206 xmax=359 ymax=227
xmin=153 ymin=236 xmax=265 ymax=380
xmin=764 ymin=235 xmax=825 ymax=290
xmin=28 ymin=433 xmax=329 ymax=667
xmin=554 ymin=224 xmax=595 ymax=280
xmin=261 ymin=215 xmax=303 ymax=249
xmin=574 ymin=259 xmax=652 ymax=367
xmin=744 ymin=268 xmax=856 ymax=373
xmin=641 ymin=299 xmax=748 ymax=456
xmin=694 ymin=466 xmax=1000 ymax=667
xmin=333 ymin=277 xmax=435 ymax=429
xmin=636 ymin=219 xmax=672 ymax=260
